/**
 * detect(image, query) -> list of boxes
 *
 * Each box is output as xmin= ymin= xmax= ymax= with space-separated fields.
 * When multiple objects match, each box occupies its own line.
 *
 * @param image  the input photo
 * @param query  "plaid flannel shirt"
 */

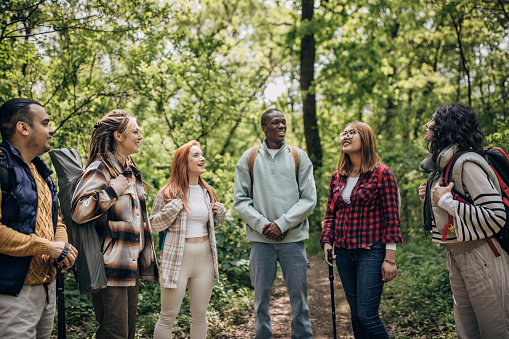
xmin=321 ymin=164 xmax=402 ymax=249
xmin=71 ymin=154 xmax=158 ymax=286
xmin=149 ymin=189 xmax=226 ymax=289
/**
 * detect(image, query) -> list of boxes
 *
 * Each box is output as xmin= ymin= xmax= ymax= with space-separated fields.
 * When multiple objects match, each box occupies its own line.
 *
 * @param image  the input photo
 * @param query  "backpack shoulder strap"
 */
xmin=0 ymin=149 xmax=14 ymax=202
xmin=248 ymin=145 xmax=300 ymax=198
xmin=444 ymin=150 xmax=486 ymax=204
xmin=248 ymin=145 xmax=261 ymax=183
xmin=288 ymin=146 xmax=300 ymax=180
xmin=444 ymin=150 xmax=468 ymax=185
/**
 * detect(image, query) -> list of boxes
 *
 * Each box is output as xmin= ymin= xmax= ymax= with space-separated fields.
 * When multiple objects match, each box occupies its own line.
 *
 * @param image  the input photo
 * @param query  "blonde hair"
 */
xmin=337 ymin=121 xmax=382 ymax=176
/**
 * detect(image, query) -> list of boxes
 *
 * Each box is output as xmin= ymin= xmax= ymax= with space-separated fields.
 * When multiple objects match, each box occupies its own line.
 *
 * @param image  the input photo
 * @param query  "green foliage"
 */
xmin=5 ymin=0 xmax=507 ymax=337
xmin=58 ymin=273 xmax=98 ymax=338
xmin=486 ymin=126 xmax=509 ymax=152
xmin=216 ymin=217 xmax=252 ymax=286
xmin=381 ymin=241 xmax=456 ymax=338
xmin=58 ymin=270 xmax=252 ymax=338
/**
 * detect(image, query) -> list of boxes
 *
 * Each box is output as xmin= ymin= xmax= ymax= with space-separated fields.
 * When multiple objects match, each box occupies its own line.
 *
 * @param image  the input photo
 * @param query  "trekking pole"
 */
xmin=327 ymin=248 xmax=337 ymax=339
xmin=56 ymin=270 xmax=66 ymax=339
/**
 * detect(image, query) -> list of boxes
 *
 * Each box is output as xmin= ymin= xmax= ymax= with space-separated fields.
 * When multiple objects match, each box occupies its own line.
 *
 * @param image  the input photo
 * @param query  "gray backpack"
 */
xmin=49 ymin=147 xmax=107 ymax=294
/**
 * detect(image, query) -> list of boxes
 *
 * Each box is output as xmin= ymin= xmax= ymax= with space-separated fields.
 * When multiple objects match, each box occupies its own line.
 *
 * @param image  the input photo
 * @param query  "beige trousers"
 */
xmin=0 ymin=281 xmax=56 ymax=339
xmin=445 ymin=238 xmax=509 ymax=339
xmin=153 ymin=241 xmax=215 ymax=339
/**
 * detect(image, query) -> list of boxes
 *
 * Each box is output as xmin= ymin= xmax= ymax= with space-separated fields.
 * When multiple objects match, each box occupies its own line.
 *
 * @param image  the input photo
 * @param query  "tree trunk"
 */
xmin=300 ymin=0 xmax=322 ymax=169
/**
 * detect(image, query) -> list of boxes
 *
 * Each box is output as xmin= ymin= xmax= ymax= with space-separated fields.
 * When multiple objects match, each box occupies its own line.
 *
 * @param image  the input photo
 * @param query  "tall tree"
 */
xmin=300 ymin=0 xmax=322 ymax=168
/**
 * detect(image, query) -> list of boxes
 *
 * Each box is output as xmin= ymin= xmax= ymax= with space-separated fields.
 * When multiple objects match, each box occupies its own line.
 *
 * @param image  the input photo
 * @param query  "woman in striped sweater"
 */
xmin=419 ymin=103 xmax=509 ymax=338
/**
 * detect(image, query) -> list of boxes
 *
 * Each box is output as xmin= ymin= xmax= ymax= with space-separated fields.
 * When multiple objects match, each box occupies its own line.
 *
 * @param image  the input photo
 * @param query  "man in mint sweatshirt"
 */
xmin=234 ymin=108 xmax=317 ymax=339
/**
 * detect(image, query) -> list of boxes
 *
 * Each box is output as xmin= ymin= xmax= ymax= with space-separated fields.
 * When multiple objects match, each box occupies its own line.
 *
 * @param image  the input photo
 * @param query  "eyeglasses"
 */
xmin=339 ymin=130 xmax=358 ymax=139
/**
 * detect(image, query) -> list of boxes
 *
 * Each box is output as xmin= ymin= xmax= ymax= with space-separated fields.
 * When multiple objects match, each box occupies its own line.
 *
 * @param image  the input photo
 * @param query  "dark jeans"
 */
xmin=335 ymin=242 xmax=389 ymax=339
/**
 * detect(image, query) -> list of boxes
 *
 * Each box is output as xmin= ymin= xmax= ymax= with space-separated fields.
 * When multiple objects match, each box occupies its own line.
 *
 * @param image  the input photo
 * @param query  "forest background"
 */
xmin=1 ymin=0 xmax=508 ymax=338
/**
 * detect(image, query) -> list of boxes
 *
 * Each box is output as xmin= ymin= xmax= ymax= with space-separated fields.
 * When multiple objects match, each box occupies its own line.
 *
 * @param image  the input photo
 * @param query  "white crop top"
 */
xmin=185 ymin=185 xmax=209 ymax=238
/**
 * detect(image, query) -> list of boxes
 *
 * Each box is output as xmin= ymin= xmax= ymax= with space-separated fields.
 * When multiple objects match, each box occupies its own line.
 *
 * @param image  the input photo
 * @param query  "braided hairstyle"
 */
xmin=428 ymin=103 xmax=484 ymax=162
xmin=87 ymin=109 xmax=138 ymax=177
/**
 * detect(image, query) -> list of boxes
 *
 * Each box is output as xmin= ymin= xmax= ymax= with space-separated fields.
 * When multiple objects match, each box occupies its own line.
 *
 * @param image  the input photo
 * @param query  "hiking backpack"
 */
xmin=443 ymin=147 xmax=509 ymax=256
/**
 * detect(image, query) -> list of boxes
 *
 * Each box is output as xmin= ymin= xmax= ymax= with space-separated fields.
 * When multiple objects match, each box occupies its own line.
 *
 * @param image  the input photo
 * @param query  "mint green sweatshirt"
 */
xmin=233 ymin=140 xmax=317 ymax=243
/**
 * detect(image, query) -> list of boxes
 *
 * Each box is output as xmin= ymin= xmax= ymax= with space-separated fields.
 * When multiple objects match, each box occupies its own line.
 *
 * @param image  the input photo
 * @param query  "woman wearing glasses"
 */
xmin=321 ymin=122 xmax=402 ymax=338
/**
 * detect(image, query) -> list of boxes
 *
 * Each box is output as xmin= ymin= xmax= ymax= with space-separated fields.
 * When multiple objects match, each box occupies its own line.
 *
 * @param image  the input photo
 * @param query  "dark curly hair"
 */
xmin=428 ymin=103 xmax=484 ymax=162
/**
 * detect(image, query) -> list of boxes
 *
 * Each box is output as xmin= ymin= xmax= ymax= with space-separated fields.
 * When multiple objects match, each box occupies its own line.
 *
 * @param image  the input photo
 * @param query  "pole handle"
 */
xmin=327 ymin=248 xmax=334 ymax=280
xmin=327 ymin=248 xmax=333 ymax=264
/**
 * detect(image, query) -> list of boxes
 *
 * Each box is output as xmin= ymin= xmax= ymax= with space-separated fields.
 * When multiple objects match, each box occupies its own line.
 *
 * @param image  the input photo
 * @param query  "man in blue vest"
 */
xmin=0 ymin=98 xmax=78 ymax=338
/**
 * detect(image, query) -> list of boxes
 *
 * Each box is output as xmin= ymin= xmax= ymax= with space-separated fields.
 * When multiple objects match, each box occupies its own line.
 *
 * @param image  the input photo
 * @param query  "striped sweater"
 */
xmin=427 ymin=146 xmax=506 ymax=243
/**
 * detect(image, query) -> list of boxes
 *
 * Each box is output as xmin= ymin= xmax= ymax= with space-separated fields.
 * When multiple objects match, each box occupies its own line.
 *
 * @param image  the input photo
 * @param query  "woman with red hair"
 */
xmin=150 ymin=140 xmax=226 ymax=339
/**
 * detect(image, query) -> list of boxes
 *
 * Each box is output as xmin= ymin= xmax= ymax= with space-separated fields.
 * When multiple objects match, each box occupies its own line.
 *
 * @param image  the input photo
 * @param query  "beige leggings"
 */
xmin=153 ymin=241 xmax=215 ymax=339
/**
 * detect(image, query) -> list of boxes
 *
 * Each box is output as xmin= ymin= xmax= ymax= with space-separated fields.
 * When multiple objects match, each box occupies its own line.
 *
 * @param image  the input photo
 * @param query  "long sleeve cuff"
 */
xmin=386 ymin=243 xmax=397 ymax=251
xmin=33 ymin=236 xmax=51 ymax=255
xmin=438 ymin=192 xmax=457 ymax=215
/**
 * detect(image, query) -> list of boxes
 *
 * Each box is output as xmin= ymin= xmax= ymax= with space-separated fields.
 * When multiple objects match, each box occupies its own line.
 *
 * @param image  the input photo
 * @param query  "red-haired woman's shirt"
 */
xmin=320 ymin=164 xmax=402 ymax=249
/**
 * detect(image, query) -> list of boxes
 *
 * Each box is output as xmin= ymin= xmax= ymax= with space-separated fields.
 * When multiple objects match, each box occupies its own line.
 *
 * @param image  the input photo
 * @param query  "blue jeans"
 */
xmin=250 ymin=241 xmax=312 ymax=339
xmin=335 ymin=242 xmax=388 ymax=339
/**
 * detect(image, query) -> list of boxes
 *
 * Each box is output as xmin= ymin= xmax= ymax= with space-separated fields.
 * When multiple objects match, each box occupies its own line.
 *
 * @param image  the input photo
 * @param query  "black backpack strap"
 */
xmin=0 ymin=149 xmax=14 ymax=202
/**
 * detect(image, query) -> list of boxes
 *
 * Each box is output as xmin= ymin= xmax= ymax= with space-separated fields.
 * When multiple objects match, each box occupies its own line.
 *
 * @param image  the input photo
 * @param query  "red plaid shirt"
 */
xmin=320 ymin=164 xmax=402 ymax=249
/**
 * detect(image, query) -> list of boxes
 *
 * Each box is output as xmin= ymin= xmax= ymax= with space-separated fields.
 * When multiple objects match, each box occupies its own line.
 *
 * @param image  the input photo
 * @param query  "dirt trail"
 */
xmin=221 ymin=255 xmax=354 ymax=338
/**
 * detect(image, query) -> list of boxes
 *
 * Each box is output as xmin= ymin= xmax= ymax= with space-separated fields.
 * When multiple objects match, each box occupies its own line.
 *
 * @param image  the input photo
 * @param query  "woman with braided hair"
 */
xmin=71 ymin=109 xmax=158 ymax=339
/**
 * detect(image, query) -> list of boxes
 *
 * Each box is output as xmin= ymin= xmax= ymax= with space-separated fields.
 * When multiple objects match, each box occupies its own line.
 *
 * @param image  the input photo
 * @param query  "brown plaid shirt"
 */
xmin=150 ymin=188 xmax=226 ymax=289
xmin=71 ymin=154 xmax=158 ymax=286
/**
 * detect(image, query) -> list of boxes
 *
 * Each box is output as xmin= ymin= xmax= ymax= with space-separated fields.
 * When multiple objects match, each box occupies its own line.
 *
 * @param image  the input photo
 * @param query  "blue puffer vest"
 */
xmin=0 ymin=140 xmax=59 ymax=296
